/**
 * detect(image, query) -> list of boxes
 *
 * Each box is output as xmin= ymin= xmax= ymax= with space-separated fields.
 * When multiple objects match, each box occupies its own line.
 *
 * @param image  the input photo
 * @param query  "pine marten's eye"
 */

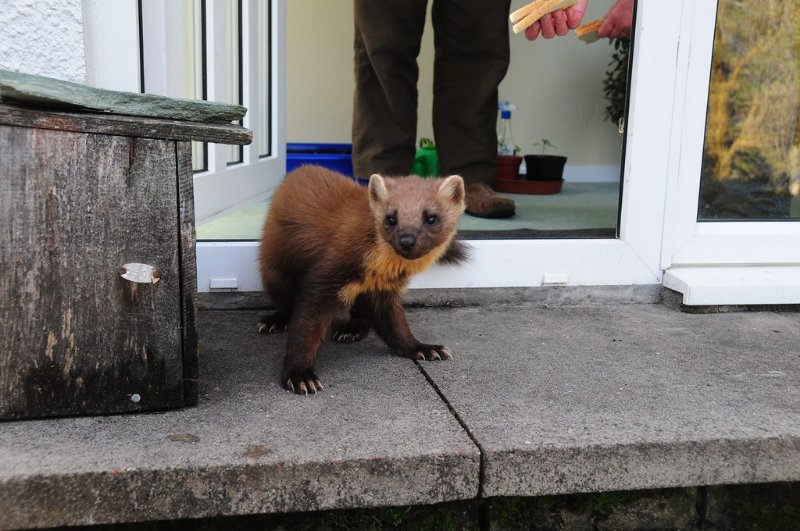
xmin=424 ymin=214 xmax=439 ymax=226
xmin=385 ymin=215 xmax=397 ymax=226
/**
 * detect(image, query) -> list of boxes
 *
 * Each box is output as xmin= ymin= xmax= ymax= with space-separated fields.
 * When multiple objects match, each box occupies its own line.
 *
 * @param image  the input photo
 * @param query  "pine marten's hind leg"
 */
xmin=333 ymin=295 xmax=371 ymax=343
xmin=257 ymin=267 xmax=297 ymax=334
xmin=257 ymin=308 xmax=291 ymax=334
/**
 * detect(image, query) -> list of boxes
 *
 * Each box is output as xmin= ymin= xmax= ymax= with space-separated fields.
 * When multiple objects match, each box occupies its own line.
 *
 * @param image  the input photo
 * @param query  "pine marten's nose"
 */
xmin=399 ymin=235 xmax=416 ymax=251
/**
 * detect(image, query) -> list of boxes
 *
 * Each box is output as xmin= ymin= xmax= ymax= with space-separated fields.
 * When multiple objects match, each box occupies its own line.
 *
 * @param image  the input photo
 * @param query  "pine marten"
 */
xmin=258 ymin=165 xmax=468 ymax=394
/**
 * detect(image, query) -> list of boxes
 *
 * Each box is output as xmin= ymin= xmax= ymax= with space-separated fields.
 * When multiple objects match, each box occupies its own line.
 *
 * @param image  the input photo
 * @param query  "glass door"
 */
xmin=195 ymin=0 xmax=685 ymax=293
xmin=174 ymin=0 xmax=667 ymax=294
xmin=83 ymin=0 xmax=285 ymax=294
xmin=697 ymin=0 xmax=799 ymax=223
xmin=134 ymin=0 xmax=286 ymax=293
xmin=661 ymin=0 xmax=800 ymax=305
xmin=245 ymin=0 xmax=666 ymax=292
xmin=91 ymin=0 xmax=799 ymax=303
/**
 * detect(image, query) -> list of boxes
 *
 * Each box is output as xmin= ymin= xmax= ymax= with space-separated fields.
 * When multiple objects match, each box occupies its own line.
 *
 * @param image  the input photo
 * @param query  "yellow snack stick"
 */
xmin=510 ymin=0 xmax=579 ymax=34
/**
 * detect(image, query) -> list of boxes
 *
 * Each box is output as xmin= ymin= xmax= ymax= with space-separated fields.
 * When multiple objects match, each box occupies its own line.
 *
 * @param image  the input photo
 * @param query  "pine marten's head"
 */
xmin=368 ymin=174 xmax=465 ymax=260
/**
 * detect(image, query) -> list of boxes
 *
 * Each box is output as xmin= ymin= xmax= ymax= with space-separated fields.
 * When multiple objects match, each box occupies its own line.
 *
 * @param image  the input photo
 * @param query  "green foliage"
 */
xmin=603 ymin=38 xmax=630 ymax=125
xmin=698 ymin=0 xmax=800 ymax=218
xmin=532 ymin=138 xmax=558 ymax=154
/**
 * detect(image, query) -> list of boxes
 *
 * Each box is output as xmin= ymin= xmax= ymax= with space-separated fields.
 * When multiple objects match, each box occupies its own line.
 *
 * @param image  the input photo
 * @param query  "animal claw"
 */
xmin=284 ymin=370 xmax=323 ymax=395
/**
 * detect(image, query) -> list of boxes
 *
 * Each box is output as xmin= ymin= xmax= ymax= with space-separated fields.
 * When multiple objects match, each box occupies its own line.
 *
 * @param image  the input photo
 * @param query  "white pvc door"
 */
xmin=85 ymin=0 xmax=799 ymax=304
xmin=660 ymin=0 xmax=800 ymax=305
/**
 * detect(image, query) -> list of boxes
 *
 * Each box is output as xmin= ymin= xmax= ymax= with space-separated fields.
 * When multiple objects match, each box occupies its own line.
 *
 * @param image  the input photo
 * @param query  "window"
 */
xmin=698 ymin=0 xmax=800 ymax=221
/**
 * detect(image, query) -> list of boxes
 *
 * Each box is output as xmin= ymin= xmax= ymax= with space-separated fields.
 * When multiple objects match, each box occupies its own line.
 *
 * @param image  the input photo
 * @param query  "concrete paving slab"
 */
xmin=415 ymin=304 xmax=800 ymax=497
xmin=0 ymin=311 xmax=479 ymax=529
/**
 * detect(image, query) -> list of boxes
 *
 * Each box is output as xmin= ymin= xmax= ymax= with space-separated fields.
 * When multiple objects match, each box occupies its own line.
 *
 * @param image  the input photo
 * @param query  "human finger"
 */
xmin=565 ymin=0 xmax=590 ymax=29
xmin=524 ymin=21 xmax=542 ymax=41
xmin=539 ymin=13 xmax=556 ymax=39
xmin=553 ymin=10 xmax=569 ymax=36
xmin=596 ymin=17 xmax=613 ymax=38
xmin=599 ymin=0 xmax=633 ymax=39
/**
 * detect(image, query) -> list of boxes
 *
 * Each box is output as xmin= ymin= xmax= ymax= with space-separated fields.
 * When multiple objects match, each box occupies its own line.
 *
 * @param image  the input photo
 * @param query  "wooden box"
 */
xmin=0 ymin=74 xmax=250 ymax=419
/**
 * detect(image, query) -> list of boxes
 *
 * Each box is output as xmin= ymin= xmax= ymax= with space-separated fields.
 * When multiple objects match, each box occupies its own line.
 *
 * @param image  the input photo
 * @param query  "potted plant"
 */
xmin=496 ymin=144 xmax=523 ymax=180
xmin=524 ymin=139 xmax=566 ymax=181
xmin=603 ymin=38 xmax=630 ymax=131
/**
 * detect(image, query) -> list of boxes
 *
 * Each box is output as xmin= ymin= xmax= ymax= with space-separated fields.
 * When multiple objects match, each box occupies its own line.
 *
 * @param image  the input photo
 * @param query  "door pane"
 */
xmin=258 ymin=0 xmax=272 ymax=158
xmin=271 ymin=0 xmax=636 ymax=242
xmin=698 ymin=0 xmax=800 ymax=221
xmin=224 ymin=0 xmax=244 ymax=166
xmin=186 ymin=0 xmax=207 ymax=173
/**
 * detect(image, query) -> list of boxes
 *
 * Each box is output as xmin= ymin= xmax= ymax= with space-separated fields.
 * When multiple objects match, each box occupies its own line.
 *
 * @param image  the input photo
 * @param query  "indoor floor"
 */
xmin=196 ymin=181 xmax=621 ymax=241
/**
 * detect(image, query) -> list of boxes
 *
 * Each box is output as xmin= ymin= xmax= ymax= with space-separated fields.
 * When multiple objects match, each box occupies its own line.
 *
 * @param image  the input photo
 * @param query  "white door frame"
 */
xmin=188 ymin=0 xmax=285 ymax=221
xmin=195 ymin=0 xmax=683 ymax=293
xmin=85 ymin=0 xmax=800 ymax=303
xmin=87 ymin=0 xmax=285 ymax=223
xmin=658 ymin=0 xmax=800 ymax=304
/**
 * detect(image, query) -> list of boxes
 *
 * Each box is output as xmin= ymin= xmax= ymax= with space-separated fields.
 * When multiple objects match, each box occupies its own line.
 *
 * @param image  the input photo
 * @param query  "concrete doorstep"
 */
xmin=1 ymin=303 xmax=799 ymax=529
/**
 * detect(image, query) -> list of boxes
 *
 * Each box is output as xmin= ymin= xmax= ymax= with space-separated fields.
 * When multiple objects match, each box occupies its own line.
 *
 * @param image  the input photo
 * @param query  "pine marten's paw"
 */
xmin=403 ymin=343 xmax=453 ymax=361
xmin=283 ymin=368 xmax=323 ymax=395
xmin=257 ymin=310 xmax=290 ymax=334
xmin=333 ymin=318 xmax=371 ymax=343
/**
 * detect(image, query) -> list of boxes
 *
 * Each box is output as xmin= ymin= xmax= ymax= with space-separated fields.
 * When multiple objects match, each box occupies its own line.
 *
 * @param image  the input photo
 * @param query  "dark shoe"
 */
xmin=465 ymin=182 xmax=515 ymax=218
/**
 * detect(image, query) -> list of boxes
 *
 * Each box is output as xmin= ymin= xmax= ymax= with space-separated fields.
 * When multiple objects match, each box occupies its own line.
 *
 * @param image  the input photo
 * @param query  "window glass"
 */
xmin=698 ymin=0 xmax=800 ymax=221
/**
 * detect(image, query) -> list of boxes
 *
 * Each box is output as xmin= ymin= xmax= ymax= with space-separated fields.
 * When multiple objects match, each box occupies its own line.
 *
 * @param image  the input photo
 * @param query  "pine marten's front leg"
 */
xmin=282 ymin=290 xmax=334 ymax=394
xmin=368 ymin=291 xmax=452 ymax=361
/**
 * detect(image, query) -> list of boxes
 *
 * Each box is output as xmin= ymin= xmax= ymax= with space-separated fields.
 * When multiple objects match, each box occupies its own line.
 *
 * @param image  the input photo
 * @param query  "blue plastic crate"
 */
xmin=286 ymin=143 xmax=354 ymax=177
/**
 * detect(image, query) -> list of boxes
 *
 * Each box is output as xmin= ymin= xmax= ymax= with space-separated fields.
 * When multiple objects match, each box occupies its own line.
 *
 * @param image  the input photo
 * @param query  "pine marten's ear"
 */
xmin=438 ymin=175 xmax=465 ymax=205
xmin=368 ymin=174 xmax=389 ymax=206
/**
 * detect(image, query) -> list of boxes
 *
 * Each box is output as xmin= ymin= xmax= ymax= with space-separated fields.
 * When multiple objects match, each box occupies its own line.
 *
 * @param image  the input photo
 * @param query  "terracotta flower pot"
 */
xmin=496 ymin=155 xmax=522 ymax=180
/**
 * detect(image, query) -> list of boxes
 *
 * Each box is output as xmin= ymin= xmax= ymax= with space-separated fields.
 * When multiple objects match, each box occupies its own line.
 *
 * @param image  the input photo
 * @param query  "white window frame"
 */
xmin=659 ymin=0 xmax=800 ymax=305
xmin=83 ymin=0 xmax=141 ymax=92
xmin=84 ymin=0 xmax=285 ymax=222
xmin=139 ymin=0 xmax=285 ymax=223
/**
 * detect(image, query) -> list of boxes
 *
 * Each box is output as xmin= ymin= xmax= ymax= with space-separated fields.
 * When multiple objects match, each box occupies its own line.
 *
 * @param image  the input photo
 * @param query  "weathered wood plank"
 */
xmin=0 ymin=69 xmax=246 ymax=124
xmin=176 ymin=141 xmax=200 ymax=406
xmin=0 ymin=104 xmax=252 ymax=145
xmin=0 ymin=125 xmax=185 ymax=419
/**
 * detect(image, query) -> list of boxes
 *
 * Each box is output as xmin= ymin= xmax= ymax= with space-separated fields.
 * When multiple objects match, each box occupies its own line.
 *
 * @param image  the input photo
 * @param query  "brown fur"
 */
xmin=258 ymin=165 xmax=467 ymax=394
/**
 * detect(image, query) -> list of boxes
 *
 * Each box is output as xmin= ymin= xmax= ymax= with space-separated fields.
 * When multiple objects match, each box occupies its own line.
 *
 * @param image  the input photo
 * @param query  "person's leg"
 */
xmin=431 ymin=0 xmax=515 ymax=218
xmin=352 ymin=0 xmax=428 ymax=178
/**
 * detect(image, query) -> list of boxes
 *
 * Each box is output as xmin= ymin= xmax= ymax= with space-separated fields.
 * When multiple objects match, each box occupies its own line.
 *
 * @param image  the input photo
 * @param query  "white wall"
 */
xmin=286 ymin=0 xmax=623 ymax=169
xmin=0 ymin=0 xmax=87 ymax=83
xmin=505 ymin=0 xmax=622 ymax=165
xmin=1 ymin=0 xmax=623 ymax=172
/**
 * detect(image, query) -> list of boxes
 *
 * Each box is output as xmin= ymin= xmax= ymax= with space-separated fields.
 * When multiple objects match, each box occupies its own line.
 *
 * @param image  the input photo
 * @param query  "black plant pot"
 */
xmin=524 ymin=155 xmax=567 ymax=181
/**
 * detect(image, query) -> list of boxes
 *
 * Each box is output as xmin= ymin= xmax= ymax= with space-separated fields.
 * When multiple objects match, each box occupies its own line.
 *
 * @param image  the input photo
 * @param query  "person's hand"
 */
xmin=597 ymin=0 xmax=633 ymax=39
xmin=524 ymin=0 xmax=589 ymax=41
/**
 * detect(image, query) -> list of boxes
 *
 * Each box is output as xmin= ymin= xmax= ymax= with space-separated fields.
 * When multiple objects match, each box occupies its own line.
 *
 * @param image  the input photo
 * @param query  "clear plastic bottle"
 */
xmin=497 ymin=101 xmax=517 ymax=156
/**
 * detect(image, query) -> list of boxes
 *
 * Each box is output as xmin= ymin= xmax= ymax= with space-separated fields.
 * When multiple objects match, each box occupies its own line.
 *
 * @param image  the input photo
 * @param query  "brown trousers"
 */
xmin=352 ymin=0 xmax=512 ymax=184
